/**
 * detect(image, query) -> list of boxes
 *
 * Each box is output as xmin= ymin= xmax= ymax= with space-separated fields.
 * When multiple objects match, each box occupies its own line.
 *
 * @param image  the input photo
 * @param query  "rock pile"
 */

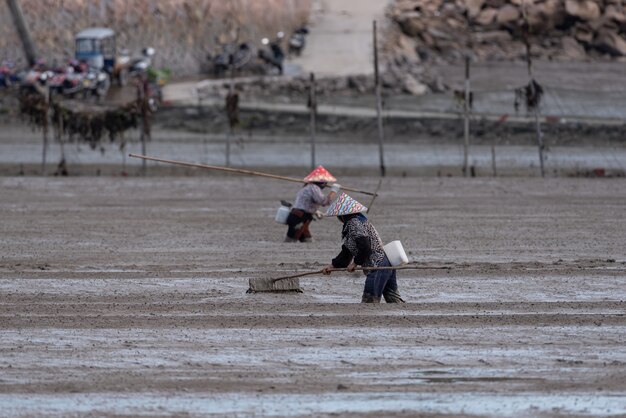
xmin=387 ymin=0 xmax=626 ymax=63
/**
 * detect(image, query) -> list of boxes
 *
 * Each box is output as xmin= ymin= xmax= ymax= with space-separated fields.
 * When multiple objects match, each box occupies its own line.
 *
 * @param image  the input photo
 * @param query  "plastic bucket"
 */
xmin=275 ymin=205 xmax=291 ymax=224
xmin=383 ymin=240 xmax=409 ymax=266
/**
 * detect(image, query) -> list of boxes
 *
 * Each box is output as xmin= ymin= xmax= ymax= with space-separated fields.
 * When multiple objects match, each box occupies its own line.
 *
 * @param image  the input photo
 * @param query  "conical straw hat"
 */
xmin=326 ymin=192 xmax=368 ymax=216
xmin=303 ymin=165 xmax=337 ymax=183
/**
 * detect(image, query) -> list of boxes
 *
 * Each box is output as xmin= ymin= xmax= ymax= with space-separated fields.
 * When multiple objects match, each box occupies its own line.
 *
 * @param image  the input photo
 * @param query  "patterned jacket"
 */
xmin=332 ymin=216 xmax=386 ymax=271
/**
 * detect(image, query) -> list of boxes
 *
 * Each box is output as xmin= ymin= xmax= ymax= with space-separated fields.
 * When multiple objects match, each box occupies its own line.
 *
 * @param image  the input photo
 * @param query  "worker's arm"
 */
xmin=311 ymin=184 xmax=339 ymax=206
xmin=322 ymin=245 xmax=352 ymax=274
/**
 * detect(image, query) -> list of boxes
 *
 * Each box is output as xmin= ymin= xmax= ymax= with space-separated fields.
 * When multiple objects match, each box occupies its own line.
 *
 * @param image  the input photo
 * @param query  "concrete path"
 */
xmin=288 ymin=0 xmax=386 ymax=77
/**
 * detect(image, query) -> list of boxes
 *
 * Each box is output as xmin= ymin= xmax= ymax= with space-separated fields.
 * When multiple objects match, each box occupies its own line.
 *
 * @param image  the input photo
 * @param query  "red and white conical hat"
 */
xmin=303 ymin=165 xmax=337 ymax=183
xmin=326 ymin=192 xmax=368 ymax=216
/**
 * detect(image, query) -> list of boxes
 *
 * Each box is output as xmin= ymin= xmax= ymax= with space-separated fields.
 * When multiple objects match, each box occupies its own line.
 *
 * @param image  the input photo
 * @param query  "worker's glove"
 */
xmin=330 ymin=183 xmax=341 ymax=194
xmin=313 ymin=210 xmax=324 ymax=220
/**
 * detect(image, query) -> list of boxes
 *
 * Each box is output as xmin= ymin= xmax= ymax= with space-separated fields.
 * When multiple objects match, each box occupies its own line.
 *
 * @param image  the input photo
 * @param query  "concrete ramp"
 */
xmin=289 ymin=0 xmax=386 ymax=77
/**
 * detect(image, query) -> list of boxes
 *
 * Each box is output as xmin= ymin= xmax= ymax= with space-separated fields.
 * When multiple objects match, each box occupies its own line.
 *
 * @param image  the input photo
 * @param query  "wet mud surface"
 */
xmin=1 ymin=177 xmax=625 ymax=416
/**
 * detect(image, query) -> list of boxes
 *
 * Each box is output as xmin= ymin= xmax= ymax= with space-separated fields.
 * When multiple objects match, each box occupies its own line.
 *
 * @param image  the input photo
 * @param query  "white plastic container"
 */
xmin=275 ymin=205 xmax=291 ymax=224
xmin=383 ymin=240 xmax=409 ymax=266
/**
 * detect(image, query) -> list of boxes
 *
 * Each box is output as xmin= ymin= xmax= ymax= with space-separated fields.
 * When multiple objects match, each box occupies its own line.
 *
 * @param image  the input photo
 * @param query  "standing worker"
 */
xmin=322 ymin=193 xmax=405 ymax=303
xmin=285 ymin=165 xmax=340 ymax=243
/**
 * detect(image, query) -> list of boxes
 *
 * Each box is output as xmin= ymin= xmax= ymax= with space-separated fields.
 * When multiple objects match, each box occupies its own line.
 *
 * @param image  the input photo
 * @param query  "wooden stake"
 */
xmin=226 ymin=27 xmax=241 ymax=168
xmin=137 ymin=79 xmax=147 ymax=176
xmin=41 ymin=90 xmax=49 ymax=176
xmin=226 ymin=52 xmax=235 ymax=167
xmin=41 ymin=121 xmax=48 ymax=175
xmin=366 ymin=178 xmax=383 ymax=214
xmin=309 ymin=72 xmax=317 ymax=170
xmin=129 ymin=154 xmax=379 ymax=196
xmin=140 ymin=128 xmax=147 ymax=175
xmin=373 ymin=20 xmax=386 ymax=177
xmin=463 ymin=55 xmax=471 ymax=177
xmin=58 ymin=105 xmax=65 ymax=164
xmin=523 ymin=4 xmax=545 ymax=178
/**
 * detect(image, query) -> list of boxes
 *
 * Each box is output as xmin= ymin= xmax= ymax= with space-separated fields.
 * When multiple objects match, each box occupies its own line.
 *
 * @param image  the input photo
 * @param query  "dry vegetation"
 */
xmin=0 ymin=0 xmax=311 ymax=75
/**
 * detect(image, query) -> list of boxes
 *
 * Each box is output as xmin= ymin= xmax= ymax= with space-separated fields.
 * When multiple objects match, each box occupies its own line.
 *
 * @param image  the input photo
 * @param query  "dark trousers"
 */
xmin=286 ymin=209 xmax=313 ymax=241
xmin=362 ymin=256 xmax=405 ymax=303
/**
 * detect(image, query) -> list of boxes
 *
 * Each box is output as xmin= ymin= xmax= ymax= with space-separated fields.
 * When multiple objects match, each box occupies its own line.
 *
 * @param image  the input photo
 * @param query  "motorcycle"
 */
xmin=48 ymin=62 xmax=84 ymax=97
xmin=0 ymin=60 xmax=20 ymax=87
xmin=129 ymin=47 xmax=156 ymax=77
xmin=288 ymin=27 xmax=309 ymax=56
xmin=19 ymin=61 xmax=55 ymax=95
xmin=258 ymin=32 xmax=285 ymax=75
xmin=82 ymin=68 xmax=111 ymax=99
xmin=209 ymin=42 xmax=255 ymax=77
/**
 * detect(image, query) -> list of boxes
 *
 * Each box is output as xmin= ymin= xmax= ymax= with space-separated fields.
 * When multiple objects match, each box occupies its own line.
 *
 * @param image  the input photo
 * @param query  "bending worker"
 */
xmin=285 ymin=165 xmax=340 ymax=243
xmin=322 ymin=193 xmax=405 ymax=303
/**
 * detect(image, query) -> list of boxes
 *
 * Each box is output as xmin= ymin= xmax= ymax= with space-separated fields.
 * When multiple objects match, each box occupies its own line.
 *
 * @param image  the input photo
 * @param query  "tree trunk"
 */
xmin=6 ymin=0 xmax=38 ymax=66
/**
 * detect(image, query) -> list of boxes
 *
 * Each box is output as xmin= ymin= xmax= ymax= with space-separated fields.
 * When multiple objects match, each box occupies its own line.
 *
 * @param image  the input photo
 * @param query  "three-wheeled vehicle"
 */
xmin=75 ymin=27 xmax=130 ymax=86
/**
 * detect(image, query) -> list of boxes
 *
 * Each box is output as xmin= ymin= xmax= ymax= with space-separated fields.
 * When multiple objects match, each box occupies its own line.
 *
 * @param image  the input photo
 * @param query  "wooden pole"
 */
xmin=366 ymin=178 xmax=383 ymax=214
xmin=58 ymin=105 xmax=65 ymax=165
xmin=140 ymin=127 xmax=146 ymax=175
xmin=531 ymin=85 xmax=545 ymax=178
xmin=225 ymin=27 xmax=240 ymax=168
xmin=491 ymin=144 xmax=497 ymax=177
xmin=41 ymin=114 xmax=48 ymax=175
xmin=309 ymin=72 xmax=317 ymax=170
xmin=139 ymin=84 xmax=147 ymax=176
xmin=128 ymin=154 xmax=379 ymax=196
xmin=463 ymin=55 xmax=471 ymax=177
xmin=41 ymin=89 xmax=50 ymax=176
xmin=226 ymin=53 xmax=234 ymax=167
xmin=272 ymin=264 xmax=453 ymax=282
xmin=373 ymin=20 xmax=386 ymax=177
xmin=5 ymin=0 xmax=38 ymax=67
xmin=523 ymin=4 xmax=545 ymax=178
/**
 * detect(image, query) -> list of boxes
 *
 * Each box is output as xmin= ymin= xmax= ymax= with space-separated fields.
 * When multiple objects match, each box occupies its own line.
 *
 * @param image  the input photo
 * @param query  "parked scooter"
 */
xmin=0 ymin=60 xmax=20 ymax=87
xmin=258 ymin=32 xmax=285 ymax=75
xmin=47 ymin=60 xmax=85 ymax=97
xmin=129 ymin=47 xmax=156 ymax=76
xmin=19 ymin=60 xmax=55 ymax=95
xmin=288 ymin=27 xmax=309 ymax=56
xmin=209 ymin=42 xmax=255 ymax=77
xmin=82 ymin=68 xmax=111 ymax=99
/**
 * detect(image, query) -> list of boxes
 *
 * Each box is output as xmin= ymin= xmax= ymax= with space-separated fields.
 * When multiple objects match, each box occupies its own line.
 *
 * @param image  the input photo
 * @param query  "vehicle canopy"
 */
xmin=75 ymin=28 xmax=116 ymax=71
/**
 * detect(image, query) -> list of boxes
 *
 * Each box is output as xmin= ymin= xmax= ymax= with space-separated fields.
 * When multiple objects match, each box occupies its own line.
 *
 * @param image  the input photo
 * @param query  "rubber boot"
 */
xmin=383 ymin=288 xmax=406 ymax=303
xmin=361 ymin=292 xmax=382 ymax=303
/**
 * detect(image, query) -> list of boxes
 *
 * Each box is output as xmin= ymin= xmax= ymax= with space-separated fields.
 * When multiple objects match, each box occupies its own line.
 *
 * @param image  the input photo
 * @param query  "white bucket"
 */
xmin=383 ymin=240 xmax=409 ymax=266
xmin=275 ymin=205 xmax=291 ymax=224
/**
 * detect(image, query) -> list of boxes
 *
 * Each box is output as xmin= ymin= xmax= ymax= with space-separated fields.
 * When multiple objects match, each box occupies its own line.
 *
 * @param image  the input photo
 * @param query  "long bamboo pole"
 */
xmin=272 ymin=264 xmax=452 ymax=282
xmin=129 ymin=154 xmax=378 ymax=196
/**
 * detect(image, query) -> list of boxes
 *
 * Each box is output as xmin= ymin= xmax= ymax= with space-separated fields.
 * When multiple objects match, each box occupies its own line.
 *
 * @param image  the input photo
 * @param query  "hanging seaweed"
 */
xmin=20 ymin=92 xmax=141 ymax=150
xmin=514 ymin=79 xmax=543 ymax=113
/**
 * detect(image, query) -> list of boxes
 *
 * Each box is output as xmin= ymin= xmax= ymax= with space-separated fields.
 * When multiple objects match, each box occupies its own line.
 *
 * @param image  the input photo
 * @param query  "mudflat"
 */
xmin=1 ymin=176 xmax=625 ymax=416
